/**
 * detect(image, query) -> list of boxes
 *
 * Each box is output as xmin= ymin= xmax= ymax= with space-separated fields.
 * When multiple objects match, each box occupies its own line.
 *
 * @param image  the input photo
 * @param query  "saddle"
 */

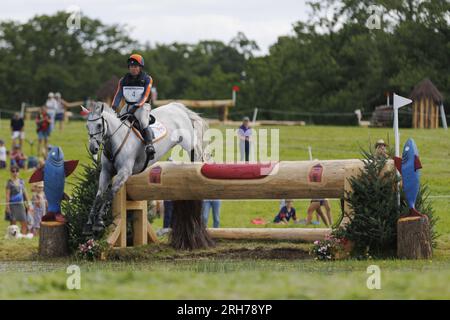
xmin=119 ymin=113 xmax=156 ymax=142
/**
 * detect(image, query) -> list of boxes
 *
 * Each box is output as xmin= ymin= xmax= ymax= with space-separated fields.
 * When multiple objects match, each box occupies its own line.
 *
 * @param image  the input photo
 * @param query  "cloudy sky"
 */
xmin=0 ymin=0 xmax=310 ymax=54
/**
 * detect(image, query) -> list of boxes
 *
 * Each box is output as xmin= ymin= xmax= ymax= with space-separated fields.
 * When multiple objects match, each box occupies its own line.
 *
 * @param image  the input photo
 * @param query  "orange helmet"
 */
xmin=127 ymin=54 xmax=144 ymax=67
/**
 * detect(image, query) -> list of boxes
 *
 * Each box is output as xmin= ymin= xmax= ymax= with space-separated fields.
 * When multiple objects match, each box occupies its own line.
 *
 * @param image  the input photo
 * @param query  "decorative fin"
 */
xmin=414 ymin=155 xmax=422 ymax=171
xmin=29 ymin=167 xmax=44 ymax=183
xmin=394 ymin=157 xmax=402 ymax=174
xmin=64 ymin=160 xmax=79 ymax=177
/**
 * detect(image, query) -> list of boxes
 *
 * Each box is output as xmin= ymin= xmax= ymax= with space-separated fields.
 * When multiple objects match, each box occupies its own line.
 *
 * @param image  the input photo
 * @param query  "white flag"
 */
xmin=393 ymin=93 xmax=412 ymax=110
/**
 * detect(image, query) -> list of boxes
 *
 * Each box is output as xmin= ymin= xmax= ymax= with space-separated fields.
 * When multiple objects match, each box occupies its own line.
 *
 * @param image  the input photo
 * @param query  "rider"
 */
xmin=112 ymin=53 xmax=155 ymax=159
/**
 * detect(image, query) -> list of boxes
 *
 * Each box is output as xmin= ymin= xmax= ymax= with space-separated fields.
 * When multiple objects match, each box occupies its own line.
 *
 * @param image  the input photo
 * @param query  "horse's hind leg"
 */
xmin=93 ymin=168 xmax=131 ymax=232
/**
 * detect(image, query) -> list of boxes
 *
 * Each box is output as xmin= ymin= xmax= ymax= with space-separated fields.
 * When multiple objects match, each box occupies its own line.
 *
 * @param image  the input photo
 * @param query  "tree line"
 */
xmin=0 ymin=0 xmax=448 ymax=124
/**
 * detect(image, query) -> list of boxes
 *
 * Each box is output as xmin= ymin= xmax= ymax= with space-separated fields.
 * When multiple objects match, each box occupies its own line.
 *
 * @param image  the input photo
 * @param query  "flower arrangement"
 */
xmin=311 ymin=234 xmax=351 ymax=260
xmin=77 ymin=238 xmax=108 ymax=261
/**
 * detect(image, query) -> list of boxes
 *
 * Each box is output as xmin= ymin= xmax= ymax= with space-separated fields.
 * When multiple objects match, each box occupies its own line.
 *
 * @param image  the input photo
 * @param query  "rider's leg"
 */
xmin=134 ymin=103 xmax=155 ymax=158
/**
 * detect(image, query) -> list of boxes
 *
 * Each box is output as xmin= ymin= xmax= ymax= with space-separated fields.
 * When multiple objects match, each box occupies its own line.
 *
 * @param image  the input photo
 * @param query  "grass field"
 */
xmin=0 ymin=118 xmax=449 ymax=299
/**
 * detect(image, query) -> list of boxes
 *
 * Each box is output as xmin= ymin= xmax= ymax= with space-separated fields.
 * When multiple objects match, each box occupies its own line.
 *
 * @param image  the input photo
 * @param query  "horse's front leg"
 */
xmin=93 ymin=167 xmax=132 ymax=232
xmin=83 ymin=167 xmax=112 ymax=235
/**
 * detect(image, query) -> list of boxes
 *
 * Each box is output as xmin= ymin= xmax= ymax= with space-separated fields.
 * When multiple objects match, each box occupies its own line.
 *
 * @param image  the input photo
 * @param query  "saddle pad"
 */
xmin=149 ymin=121 xmax=167 ymax=142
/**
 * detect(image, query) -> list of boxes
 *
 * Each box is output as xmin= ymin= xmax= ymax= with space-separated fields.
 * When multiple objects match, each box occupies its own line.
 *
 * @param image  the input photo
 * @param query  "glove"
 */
xmin=129 ymin=104 xmax=139 ymax=114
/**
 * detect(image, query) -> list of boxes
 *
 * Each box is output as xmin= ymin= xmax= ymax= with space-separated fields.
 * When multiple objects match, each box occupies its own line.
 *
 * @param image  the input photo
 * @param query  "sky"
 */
xmin=0 ymin=0 xmax=311 ymax=54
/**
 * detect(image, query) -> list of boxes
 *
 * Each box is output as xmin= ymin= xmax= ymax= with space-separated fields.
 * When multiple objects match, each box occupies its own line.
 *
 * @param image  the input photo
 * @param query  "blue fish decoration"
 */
xmin=29 ymin=146 xmax=78 ymax=223
xmin=394 ymin=138 xmax=424 ymax=218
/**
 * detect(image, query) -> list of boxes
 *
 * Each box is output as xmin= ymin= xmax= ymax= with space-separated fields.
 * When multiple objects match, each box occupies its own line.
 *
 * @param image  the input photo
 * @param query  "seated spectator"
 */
xmin=10 ymin=145 xmax=27 ymax=169
xmin=274 ymin=199 xmax=297 ymax=224
xmin=0 ymin=139 xmax=7 ymax=169
xmin=303 ymin=199 xmax=332 ymax=226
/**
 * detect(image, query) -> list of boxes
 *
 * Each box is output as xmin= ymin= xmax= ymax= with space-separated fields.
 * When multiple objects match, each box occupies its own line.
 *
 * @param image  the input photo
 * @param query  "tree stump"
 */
xmin=397 ymin=216 xmax=432 ymax=259
xmin=39 ymin=222 xmax=69 ymax=257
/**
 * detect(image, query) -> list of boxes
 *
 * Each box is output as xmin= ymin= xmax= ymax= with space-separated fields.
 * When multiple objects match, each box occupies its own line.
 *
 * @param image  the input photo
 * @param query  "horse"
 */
xmin=82 ymin=101 xmax=208 ymax=234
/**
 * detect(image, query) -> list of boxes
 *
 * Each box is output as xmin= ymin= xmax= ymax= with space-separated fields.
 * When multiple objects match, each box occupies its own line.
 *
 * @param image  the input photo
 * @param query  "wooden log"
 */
xmin=126 ymin=160 xmax=370 ymax=201
xmin=207 ymin=228 xmax=331 ymax=242
xmin=397 ymin=216 xmax=432 ymax=259
xmin=39 ymin=222 xmax=69 ymax=257
xmin=153 ymin=99 xmax=234 ymax=108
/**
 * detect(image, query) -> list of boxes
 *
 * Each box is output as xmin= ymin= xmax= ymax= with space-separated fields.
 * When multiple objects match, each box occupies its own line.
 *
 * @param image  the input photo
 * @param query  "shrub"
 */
xmin=63 ymin=153 xmax=113 ymax=253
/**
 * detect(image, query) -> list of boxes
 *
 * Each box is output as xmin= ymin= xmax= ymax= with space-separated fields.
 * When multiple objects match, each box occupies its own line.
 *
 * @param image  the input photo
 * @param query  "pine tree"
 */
xmin=63 ymin=153 xmax=113 ymax=252
xmin=342 ymin=149 xmax=437 ymax=258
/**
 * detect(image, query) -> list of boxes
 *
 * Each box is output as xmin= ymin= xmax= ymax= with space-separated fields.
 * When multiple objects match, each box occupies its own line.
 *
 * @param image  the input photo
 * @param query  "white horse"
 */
xmin=83 ymin=101 xmax=208 ymax=234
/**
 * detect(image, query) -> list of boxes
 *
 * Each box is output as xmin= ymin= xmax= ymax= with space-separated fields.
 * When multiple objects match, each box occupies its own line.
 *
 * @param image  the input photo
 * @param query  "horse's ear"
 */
xmin=80 ymin=105 xmax=90 ymax=116
xmin=101 ymin=103 xmax=104 ymax=113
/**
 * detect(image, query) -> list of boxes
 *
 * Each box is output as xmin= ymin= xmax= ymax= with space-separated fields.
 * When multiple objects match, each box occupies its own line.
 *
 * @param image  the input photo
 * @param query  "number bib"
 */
xmin=123 ymin=86 xmax=145 ymax=103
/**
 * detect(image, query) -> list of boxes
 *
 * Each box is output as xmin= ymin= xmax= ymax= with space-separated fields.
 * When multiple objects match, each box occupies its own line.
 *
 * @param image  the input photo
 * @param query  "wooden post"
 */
xmin=39 ymin=222 xmax=69 ymax=257
xmin=109 ymin=184 xmax=127 ymax=247
xmin=397 ymin=216 xmax=432 ymax=259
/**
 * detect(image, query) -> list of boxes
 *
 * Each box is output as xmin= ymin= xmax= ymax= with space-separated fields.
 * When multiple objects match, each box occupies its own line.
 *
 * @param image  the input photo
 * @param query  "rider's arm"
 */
xmin=112 ymin=78 xmax=124 ymax=109
xmin=136 ymin=75 xmax=153 ymax=107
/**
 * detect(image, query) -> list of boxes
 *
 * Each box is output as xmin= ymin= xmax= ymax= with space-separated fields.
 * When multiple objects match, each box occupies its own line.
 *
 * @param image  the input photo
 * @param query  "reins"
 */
xmin=88 ymin=113 xmax=136 ymax=163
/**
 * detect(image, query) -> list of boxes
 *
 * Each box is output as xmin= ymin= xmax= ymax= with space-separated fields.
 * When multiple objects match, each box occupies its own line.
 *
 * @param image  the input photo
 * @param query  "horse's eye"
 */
xmin=97 ymin=124 xmax=102 ymax=129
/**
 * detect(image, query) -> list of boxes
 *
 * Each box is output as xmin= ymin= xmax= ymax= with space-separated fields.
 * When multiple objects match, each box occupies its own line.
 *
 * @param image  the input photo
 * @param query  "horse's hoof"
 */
xmin=92 ymin=221 xmax=105 ymax=232
xmin=82 ymin=224 xmax=93 ymax=236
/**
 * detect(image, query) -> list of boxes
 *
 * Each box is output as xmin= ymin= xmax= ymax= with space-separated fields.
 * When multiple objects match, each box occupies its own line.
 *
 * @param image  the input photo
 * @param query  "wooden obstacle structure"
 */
xmin=25 ymin=101 xmax=84 ymax=122
xmin=153 ymin=99 xmax=234 ymax=122
xmin=410 ymin=79 xmax=444 ymax=129
xmin=107 ymin=159 xmax=386 ymax=248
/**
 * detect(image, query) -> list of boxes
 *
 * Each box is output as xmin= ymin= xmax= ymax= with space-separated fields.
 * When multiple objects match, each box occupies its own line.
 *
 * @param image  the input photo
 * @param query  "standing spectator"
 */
xmin=237 ymin=116 xmax=253 ymax=162
xmin=375 ymin=139 xmax=388 ymax=158
xmin=45 ymin=92 xmax=57 ymax=133
xmin=5 ymin=165 xmax=30 ymax=235
xmin=10 ymin=112 xmax=25 ymax=148
xmin=30 ymin=181 xmax=46 ymax=236
xmin=163 ymin=200 xmax=173 ymax=228
xmin=10 ymin=145 xmax=27 ymax=169
xmin=304 ymin=199 xmax=332 ymax=226
xmin=202 ymin=200 xmax=221 ymax=228
xmin=0 ymin=139 xmax=7 ymax=169
xmin=36 ymin=106 xmax=52 ymax=158
xmin=54 ymin=92 xmax=67 ymax=131
xmin=273 ymin=199 xmax=297 ymax=224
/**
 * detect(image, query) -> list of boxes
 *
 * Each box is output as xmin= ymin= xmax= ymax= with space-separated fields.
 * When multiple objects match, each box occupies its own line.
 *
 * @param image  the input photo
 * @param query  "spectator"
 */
xmin=202 ymin=200 xmax=221 ymax=228
xmin=274 ymin=199 xmax=297 ymax=224
xmin=36 ymin=106 xmax=52 ymax=158
xmin=163 ymin=200 xmax=173 ymax=228
xmin=54 ymin=92 xmax=67 ymax=131
xmin=237 ymin=116 xmax=253 ymax=162
xmin=0 ymin=139 xmax=7 ymax=169
xmin=10 ymin=112 xmax=25 ymax=148
xmin=375 ymin=139 xmax=388 ymax=158
xmin=45 ymin=92 xmax=57 ymax=132
xmin=303 ymin=199 xmax=332 ymax=226
xmin=30 ymin=181 xmax=46 ymax=236
xmin=10 ymin=145 xmax=27 ymax=169
xmin=5 ymin=165 xmax=30 ymax=235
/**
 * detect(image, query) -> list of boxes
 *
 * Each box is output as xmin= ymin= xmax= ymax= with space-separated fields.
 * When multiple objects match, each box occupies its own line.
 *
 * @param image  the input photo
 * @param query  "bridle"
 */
xmin=87 ymin=112 xmax=135 ymax=163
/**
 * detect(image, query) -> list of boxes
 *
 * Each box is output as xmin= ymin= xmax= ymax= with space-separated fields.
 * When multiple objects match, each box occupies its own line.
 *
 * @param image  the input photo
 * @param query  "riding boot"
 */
xmin=142 ymin=127 xmax=156 ymax=159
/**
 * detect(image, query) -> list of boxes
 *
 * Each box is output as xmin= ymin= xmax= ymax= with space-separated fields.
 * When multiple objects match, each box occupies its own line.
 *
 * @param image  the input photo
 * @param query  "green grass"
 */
xmin=1 ymin=119 xmax=450 ymax=299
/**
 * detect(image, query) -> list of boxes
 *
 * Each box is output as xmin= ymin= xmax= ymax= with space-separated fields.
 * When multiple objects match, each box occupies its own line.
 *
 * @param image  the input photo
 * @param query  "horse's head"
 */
xmin=85 ymin=102 xmax=107 ymax=155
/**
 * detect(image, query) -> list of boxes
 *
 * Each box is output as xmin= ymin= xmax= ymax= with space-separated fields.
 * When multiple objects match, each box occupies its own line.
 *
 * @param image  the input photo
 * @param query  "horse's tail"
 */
xmin=175 ymin=103 xmax=209 ymax=161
